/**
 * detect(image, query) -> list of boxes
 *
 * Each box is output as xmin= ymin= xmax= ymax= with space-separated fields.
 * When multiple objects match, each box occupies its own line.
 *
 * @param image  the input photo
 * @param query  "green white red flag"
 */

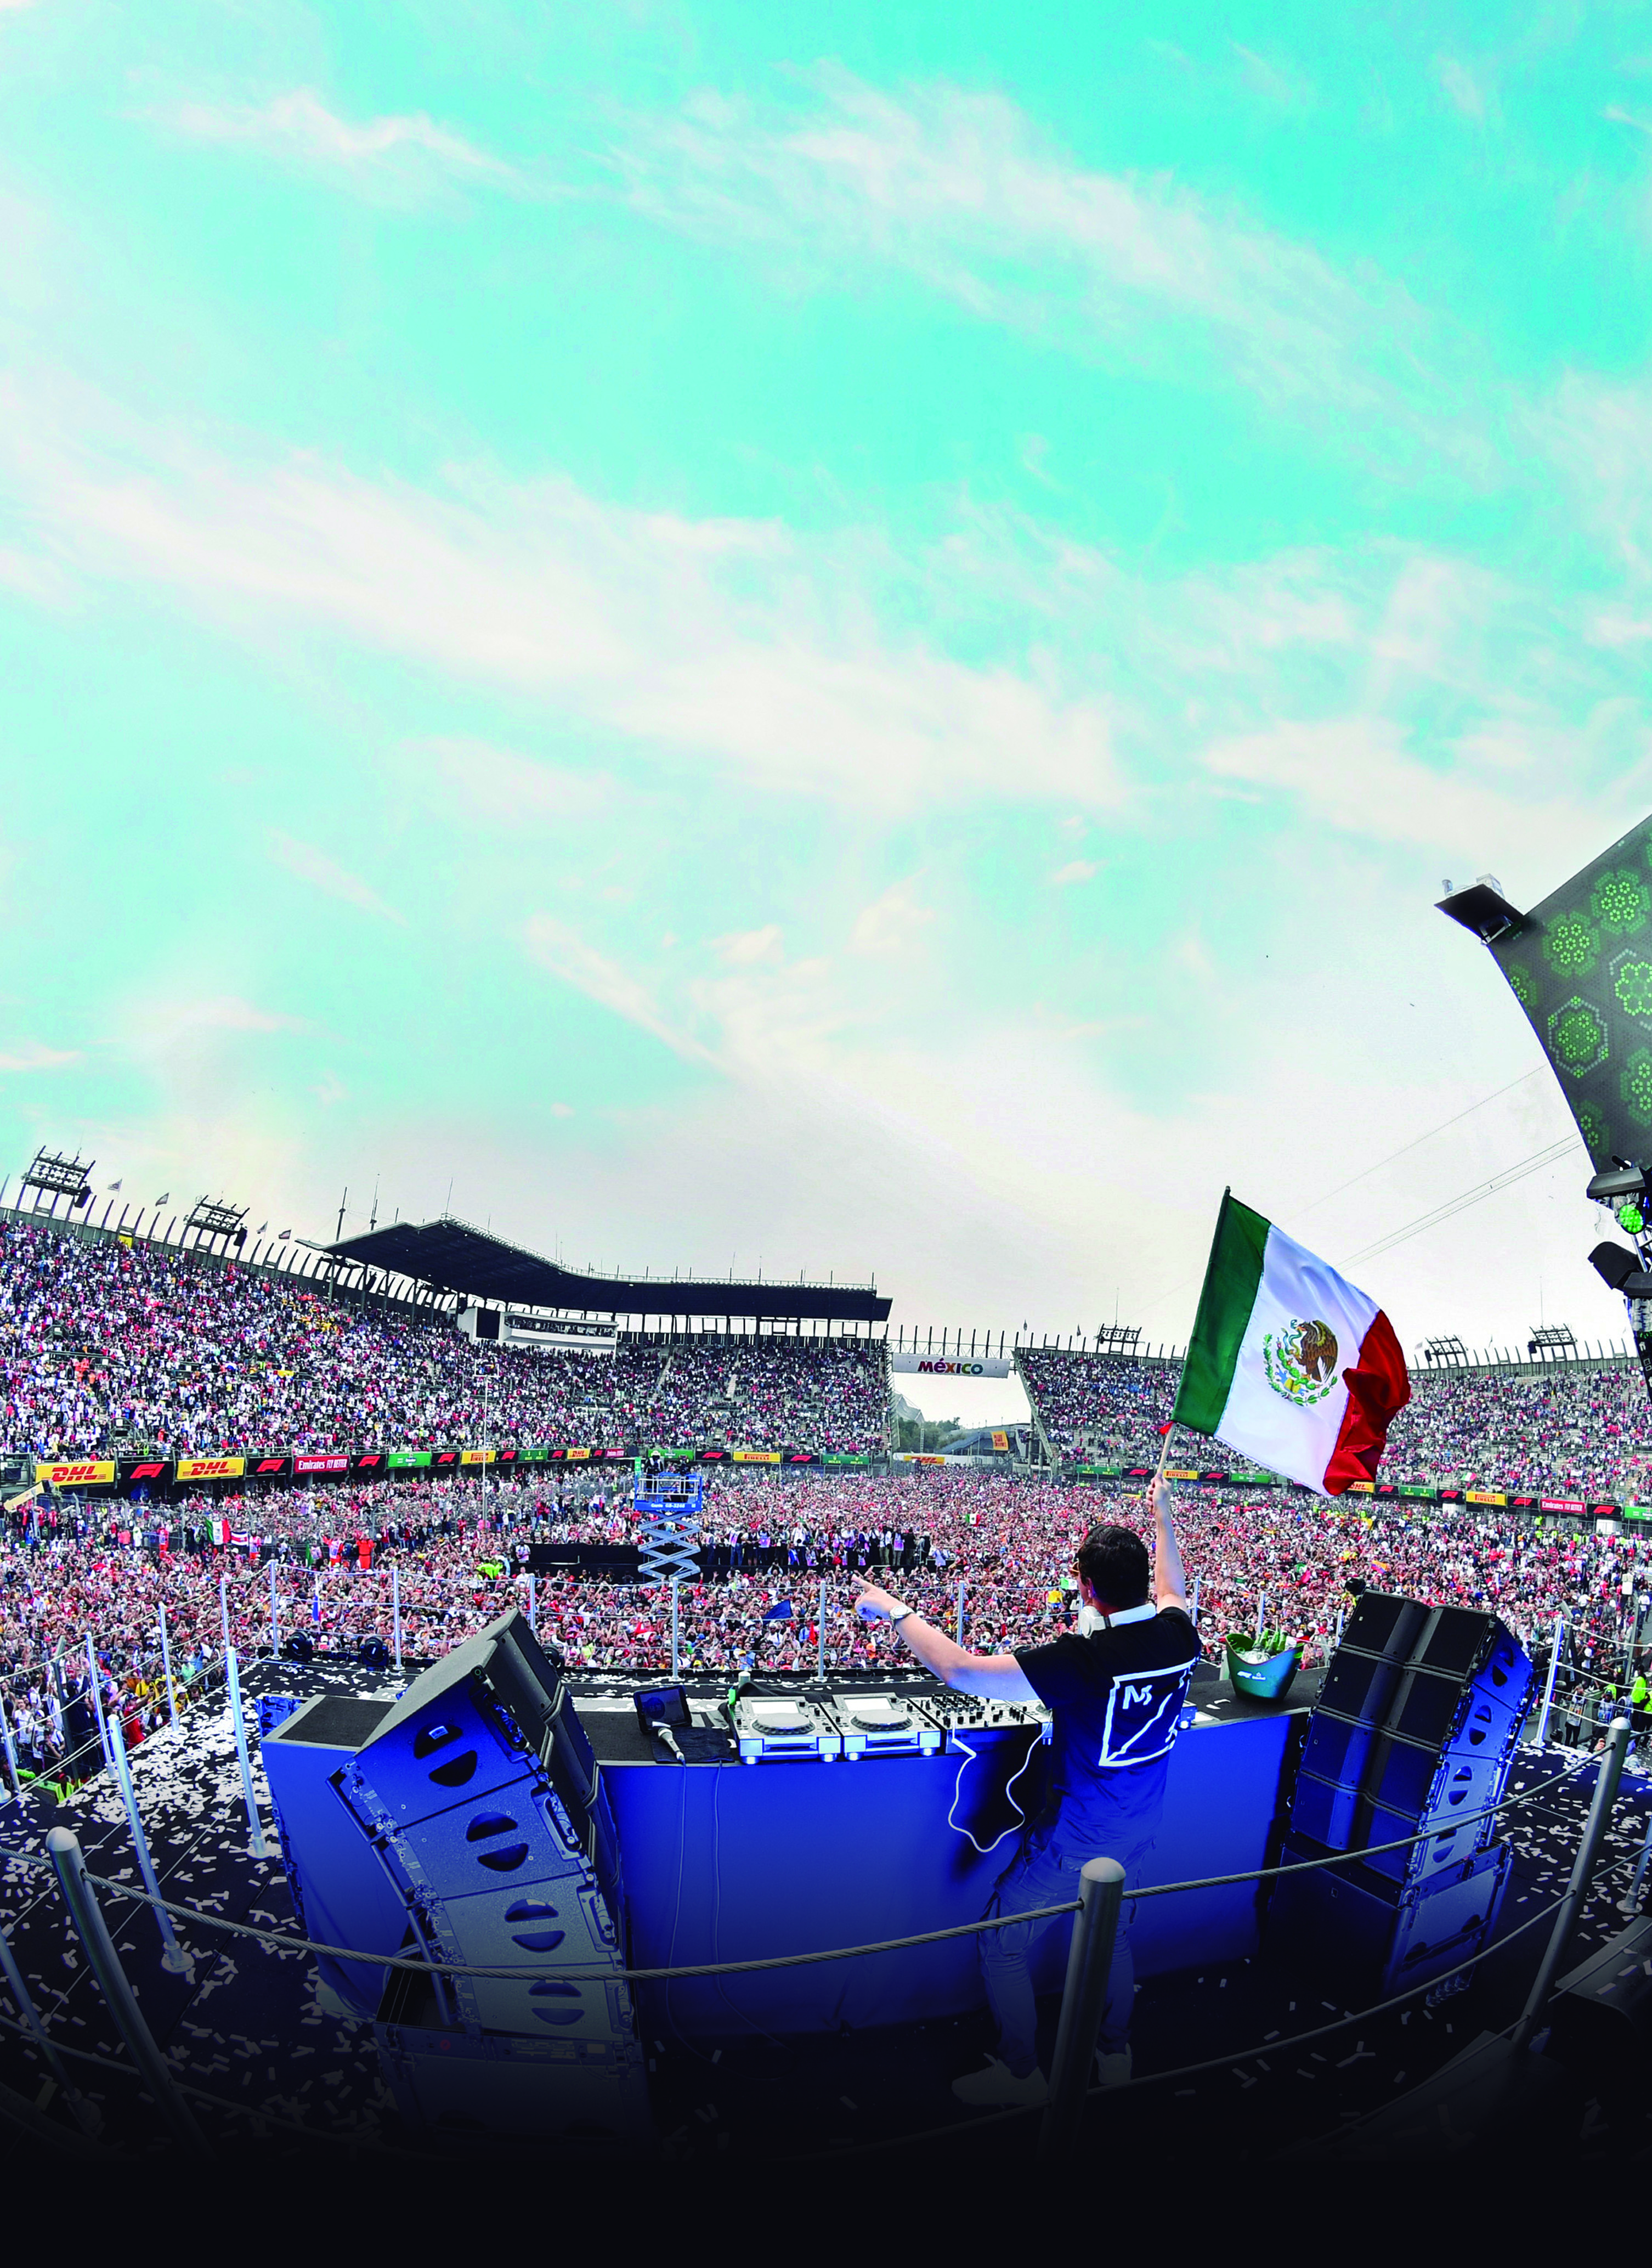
xmin=1172 ymin=1192 xmax=1410 ymax=1496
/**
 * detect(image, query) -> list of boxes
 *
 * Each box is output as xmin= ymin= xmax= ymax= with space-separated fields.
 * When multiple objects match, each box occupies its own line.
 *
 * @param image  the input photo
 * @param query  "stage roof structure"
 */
xmin=327 ymin=1216 xmax=892 ymax=1324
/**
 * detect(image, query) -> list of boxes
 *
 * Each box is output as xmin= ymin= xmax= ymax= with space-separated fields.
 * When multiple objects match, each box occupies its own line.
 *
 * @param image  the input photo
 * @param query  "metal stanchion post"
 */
xmin=83 ymin=1636 xmax=113 ymax=1769
xmin=269 ymin=1560 xmax=279 ymax=1658
xmin=0 ymin=1916 xmax=101 ymax=2138
xmin=392 ymin=1566 xmax=403 ymax=1669
xmin=1513 ymin=1717 xmax=1630 ymax=2053
xmin=44 ymin=1827 xmax=207 ymax=2154
xmin=1536 ymin=1612 xmax=1564 ymax=1746
xmin=671 ymin=1579 xmax=681 ymax=1680
xmin=818 ymin=1579 xmax=828 ymax=1680
xmin=1620 ymin=1801 xmax=1652 ymax=1917
xmin=0 ymin=1691 xmax=20 ymax=1803
xmin=223 ymin=1646 xmax=268 ymax=1860
xmin=528 ymin=1571 xmax=536 ymax=1634
xmin=1038 ymin=1855 xmax=1125 ymax=2161
xmin=108 ymin=1725 xmax=191 ymax=1977
xmin=955 ymin=1581 xmax=966 ymax=1645
xmin=158 ymin=1603 xmax=178 ymax=1730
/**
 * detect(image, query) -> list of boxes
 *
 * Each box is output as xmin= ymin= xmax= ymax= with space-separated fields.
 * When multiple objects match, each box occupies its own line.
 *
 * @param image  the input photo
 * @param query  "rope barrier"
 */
xmin=773 ymin=1850 xmax=1640 ymax=2163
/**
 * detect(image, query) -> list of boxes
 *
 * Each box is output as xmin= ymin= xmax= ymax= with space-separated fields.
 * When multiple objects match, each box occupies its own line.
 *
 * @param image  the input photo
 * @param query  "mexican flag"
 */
xmin=1173 ymin=1192 xmax=1410 ymax=1496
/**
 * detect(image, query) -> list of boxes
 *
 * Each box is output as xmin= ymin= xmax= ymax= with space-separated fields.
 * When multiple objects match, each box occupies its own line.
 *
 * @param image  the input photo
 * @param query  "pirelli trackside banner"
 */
xmin=890 ymin=1353 xmax=1016 ymax=1378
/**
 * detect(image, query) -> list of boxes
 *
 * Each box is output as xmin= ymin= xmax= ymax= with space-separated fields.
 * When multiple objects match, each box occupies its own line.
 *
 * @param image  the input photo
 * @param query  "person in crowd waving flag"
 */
xmin=1172 ymin=1190 xmax=1409 ymax=1495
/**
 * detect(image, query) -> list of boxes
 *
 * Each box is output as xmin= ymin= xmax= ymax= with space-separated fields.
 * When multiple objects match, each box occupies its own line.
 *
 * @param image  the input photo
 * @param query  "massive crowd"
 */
xmin=0 ymin=1217 xmax=887 ymax=1459
xmin=3 ymin=1460 xmax=1645 ymax=1789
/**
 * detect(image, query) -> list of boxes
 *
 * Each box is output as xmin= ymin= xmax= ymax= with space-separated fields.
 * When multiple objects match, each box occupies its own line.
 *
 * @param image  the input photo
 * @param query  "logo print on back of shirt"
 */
xmin=1098 ymin=1659 xmax=1197 ymax=1767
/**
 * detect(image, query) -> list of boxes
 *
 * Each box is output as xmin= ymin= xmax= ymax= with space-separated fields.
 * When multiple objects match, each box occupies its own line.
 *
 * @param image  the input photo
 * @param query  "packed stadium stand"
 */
xmin=0 ymin=1215 xmax=888 ymax=1459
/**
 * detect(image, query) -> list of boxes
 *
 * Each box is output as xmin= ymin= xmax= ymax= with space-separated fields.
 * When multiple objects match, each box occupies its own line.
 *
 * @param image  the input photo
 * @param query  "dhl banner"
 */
xmin=732 ymin=1449 xmax=782 ymax=1464
xmin=35 ymin=1460 xmax=116 ymax=1489
xmin=991 ymin=1432 xmax=1009 ymax=1452
xmin=560 ymin=1448 xmax=592 ymax=1460
xmin=177 ymin=1456 xmax=245 ymax=1482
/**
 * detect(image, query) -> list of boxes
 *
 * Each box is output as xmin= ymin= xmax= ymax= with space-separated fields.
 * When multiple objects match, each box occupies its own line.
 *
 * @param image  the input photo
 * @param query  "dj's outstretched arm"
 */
xmin=850 ymin=1578 xmax=1040 ymax=1705
xmin=1149 ymin=1474 xmax=1188 ymax=1612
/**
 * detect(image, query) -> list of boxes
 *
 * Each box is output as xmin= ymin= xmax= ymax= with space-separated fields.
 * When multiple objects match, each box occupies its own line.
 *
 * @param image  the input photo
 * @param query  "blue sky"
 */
xmin=4 ymin=0 xmax=1652 ymax=1361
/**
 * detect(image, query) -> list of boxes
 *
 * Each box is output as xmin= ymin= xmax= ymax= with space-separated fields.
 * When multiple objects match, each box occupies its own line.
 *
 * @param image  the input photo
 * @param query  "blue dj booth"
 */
xmin=258 ymin=1609 xmax=1304 ymax=2144
xmin=258 ymin=1598 xmax=1531 ymax=2146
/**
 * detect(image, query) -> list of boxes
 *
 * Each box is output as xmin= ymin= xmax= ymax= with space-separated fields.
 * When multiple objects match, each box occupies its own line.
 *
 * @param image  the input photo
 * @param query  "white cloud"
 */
xmin=711 ymin=925 xmax=784 ymax=966
xmin=1201 ymin=715 xmax=1623 ymax=871
xmin=0 ymin=1040 xmax=78 ymax=1070
xmin=1050 ymin=859 xmax=1098 ymax=886
xmin=155 ymin=88 xmax=533 ymax=202
xmin=615 ymin=70 xmax=1474 ymax=444
xmin=524 ymin=913 xmax=718 ymax=1065
xmin=269 ymin=832 xmax=404 ymax=923
xmin=851 ymin=878 xmax=935 ymax=957
xmin=1230 ymin=45 xmax=1315 ymax=113
xmin=4 ymin=396 xmax=1123 ymax=814
xmin=417 ymin=737 xmax=613 ymax=826
xmin=1436 ymin=58 xmax=1487 ymax=121
xmin=123 ymin=995 xmax=307 ymax=1061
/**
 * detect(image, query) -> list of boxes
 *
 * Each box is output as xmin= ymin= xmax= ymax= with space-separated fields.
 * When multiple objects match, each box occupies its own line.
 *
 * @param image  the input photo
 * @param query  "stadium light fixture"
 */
xmin=20 ymin=1149 xmax=94 ymax=1211
xmin=184 ymin=1196 xmax=248 ymax=1249
xmin=1421 ymin=1335 xmax=1470 ymax=1369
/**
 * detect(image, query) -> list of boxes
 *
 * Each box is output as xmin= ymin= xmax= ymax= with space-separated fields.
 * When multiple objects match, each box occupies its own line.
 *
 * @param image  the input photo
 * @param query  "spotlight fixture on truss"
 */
xmin=20 ymin=1149 xmax=94 ymax=1208
xmin=1421 ymin=1335 xmax=1470 ymax=1369
xmin=1093 ymin=1324 xmax=1141 ymax=1357
xmin=1526 ymin=1323 xmax=1576 ymax=1361
xmin=184 ymin=1195 xmax=248 ymax=1247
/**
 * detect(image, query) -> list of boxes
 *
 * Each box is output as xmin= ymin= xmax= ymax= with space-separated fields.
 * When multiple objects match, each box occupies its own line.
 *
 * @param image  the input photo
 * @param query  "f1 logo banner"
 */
xmin=117 ymin=1458 xmax=176 ymax=1490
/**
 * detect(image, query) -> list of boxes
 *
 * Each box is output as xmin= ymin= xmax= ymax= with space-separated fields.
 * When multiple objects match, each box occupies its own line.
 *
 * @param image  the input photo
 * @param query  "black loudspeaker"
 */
xmin=330 ymin=1609 xmax=649 ymax=2143
xmin=1270 ymin=1595 xmax=1534 ymax=1995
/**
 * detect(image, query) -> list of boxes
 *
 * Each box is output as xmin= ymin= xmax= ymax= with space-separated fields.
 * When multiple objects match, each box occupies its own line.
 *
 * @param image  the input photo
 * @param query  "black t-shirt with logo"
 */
xmin=1014 ymin=1606 xmax=1201 ymax=1851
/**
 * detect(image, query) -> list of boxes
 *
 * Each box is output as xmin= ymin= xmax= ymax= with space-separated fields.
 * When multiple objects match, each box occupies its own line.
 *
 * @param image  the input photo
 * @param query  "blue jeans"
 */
xmin=978 ymin=1825 xmax=1154 ymax=2078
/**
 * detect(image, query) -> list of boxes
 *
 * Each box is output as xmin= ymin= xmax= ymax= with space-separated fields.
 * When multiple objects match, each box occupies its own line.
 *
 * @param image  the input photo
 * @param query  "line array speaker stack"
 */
xmin=1269 ymin=1593 xmax=1535 ymax=1998
xmin=267 ymin=1610 xmax=650 ymax=2148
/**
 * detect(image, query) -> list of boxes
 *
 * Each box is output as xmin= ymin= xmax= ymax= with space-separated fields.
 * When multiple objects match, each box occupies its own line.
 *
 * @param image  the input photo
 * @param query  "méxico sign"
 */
xmin=889 ymin=1354 xmax=1016 ymax=1378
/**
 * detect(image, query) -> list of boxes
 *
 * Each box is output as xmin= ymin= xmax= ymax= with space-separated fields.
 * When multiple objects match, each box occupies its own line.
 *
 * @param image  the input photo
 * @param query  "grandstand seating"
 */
xmin=0 ymin=1217 xmax=888 ymax=1458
